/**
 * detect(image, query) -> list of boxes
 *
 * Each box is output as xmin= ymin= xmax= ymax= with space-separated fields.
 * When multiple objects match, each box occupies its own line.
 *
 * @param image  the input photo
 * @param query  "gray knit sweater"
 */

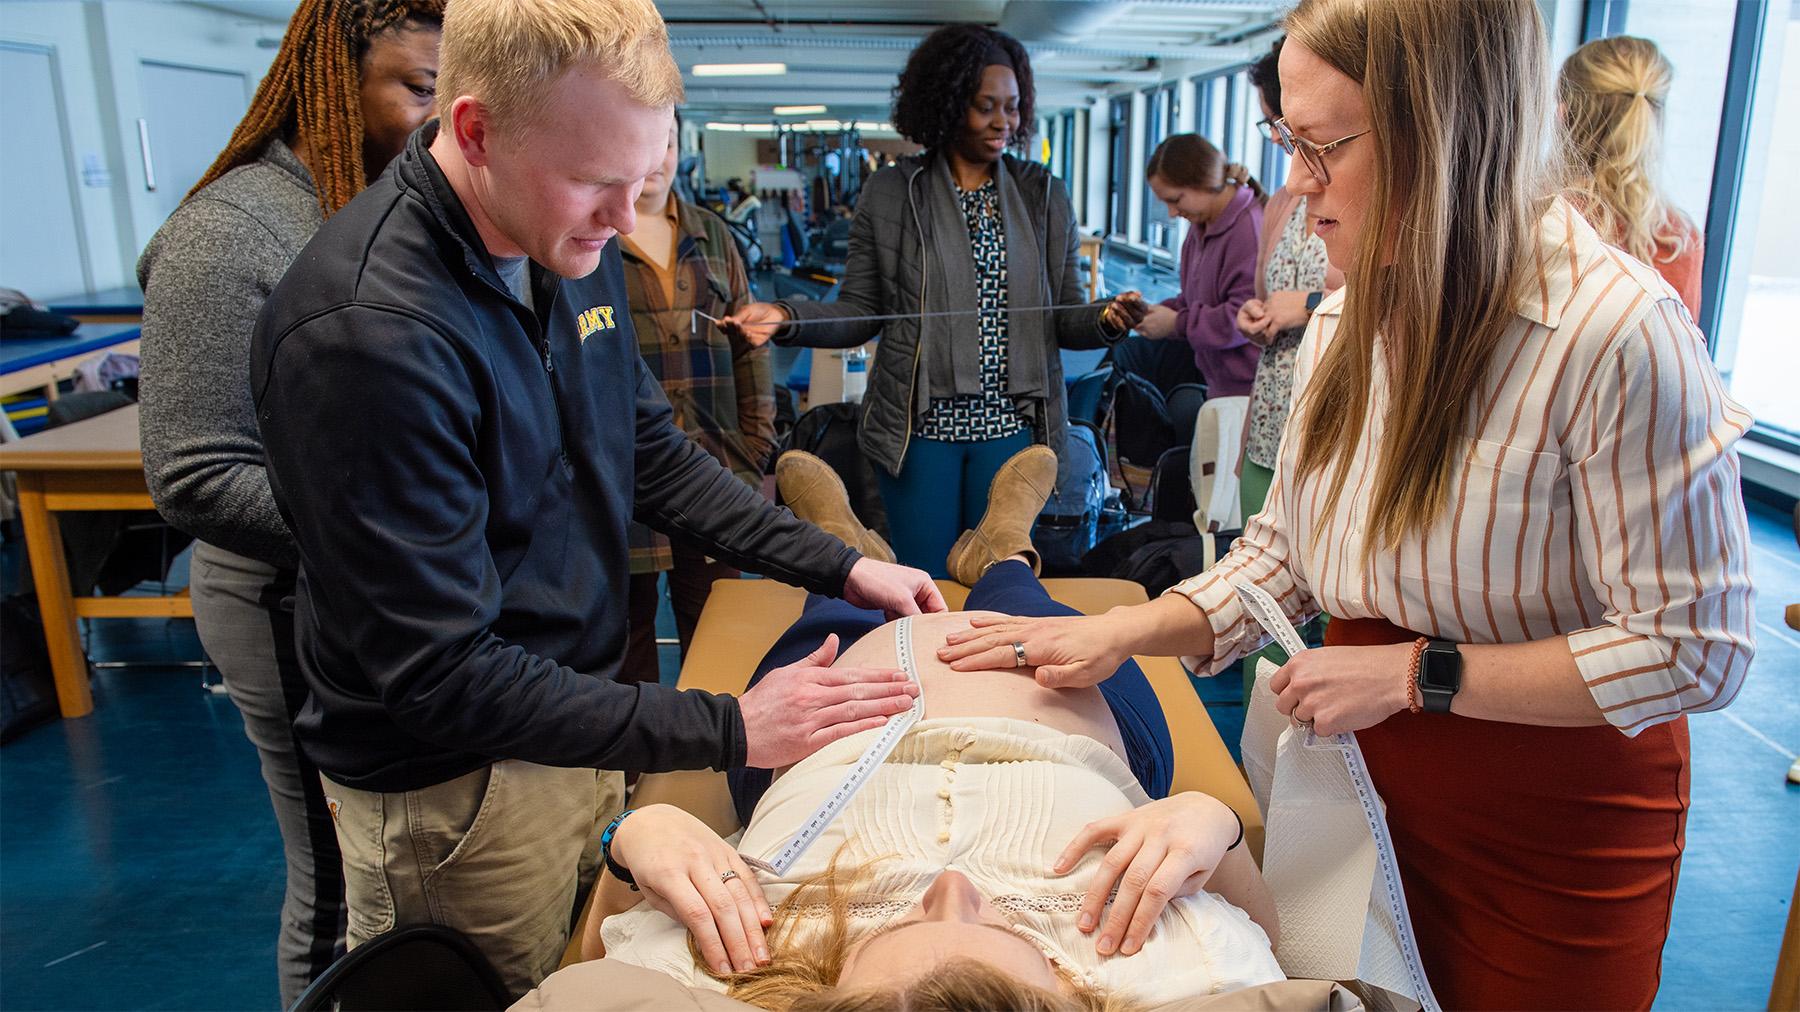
xmin=138 ymin=140 xmax=322 ymax=569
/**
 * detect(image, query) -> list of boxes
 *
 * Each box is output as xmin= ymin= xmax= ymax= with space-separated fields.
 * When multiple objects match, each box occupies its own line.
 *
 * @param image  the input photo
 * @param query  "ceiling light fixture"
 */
xmin=773 ymin=104 xmax=826 ymax=115
xmin=692 ymin=62 xmax=787 ymax=77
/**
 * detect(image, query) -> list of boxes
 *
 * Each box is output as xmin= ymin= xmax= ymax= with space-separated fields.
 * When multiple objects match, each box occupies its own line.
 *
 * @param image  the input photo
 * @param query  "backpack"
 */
xmin=1110 ymin=371 xmax=1177 ymax=469
xmin=1189 ymin=396 xmax=1249 ymax=533
xmin=1117 ymin=533 xmax=1219 ymax=598
xmin=779 ymin=402 xmax=890 ymax=540
xmin=1079 ymin=519 xmax=1216 ymax=598
xmin=1034 ymin=419 xmax=1108 ymax=575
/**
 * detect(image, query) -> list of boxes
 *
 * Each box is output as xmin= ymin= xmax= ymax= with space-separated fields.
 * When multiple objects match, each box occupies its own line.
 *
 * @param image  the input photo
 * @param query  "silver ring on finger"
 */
xmin=1012 ymin=641 xmax=1028 ymax=668
xmin=719 ymin=869 xmax=739 ymax=883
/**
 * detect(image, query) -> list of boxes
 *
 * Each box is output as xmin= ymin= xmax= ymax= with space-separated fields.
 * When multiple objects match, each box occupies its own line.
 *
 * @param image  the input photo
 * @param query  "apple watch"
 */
xmin=1304 ymin=290 xmax=1324 ymax=314
xmin=1418 ymin=640 xmax=1462 ymax=713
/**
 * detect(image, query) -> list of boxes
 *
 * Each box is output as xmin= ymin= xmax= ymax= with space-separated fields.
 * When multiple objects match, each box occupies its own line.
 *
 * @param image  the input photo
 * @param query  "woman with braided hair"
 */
xmin=137 ymin=0 xmax=440 ymax=1001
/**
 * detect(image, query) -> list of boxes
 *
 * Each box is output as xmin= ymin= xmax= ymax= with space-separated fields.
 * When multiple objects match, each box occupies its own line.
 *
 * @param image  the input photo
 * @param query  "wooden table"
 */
xmin=0 ymin=404 xmax=190 ymax=718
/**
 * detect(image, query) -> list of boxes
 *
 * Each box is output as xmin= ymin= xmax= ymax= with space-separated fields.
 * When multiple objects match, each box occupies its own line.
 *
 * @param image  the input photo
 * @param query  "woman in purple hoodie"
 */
xmin=1113 ymin=135 xmax=1264 ymax=425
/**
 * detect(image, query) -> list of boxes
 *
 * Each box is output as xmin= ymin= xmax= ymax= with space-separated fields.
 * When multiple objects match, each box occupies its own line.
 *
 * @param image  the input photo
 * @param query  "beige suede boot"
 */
xmin=774 ymin=451 xmax=897 ymax=564
xmin=945 ymin=444 xmax=1059 ymax=586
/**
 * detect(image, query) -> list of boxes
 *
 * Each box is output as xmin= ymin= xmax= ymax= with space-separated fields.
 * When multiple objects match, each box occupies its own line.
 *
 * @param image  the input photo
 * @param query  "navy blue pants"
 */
xmin=727 ymin=561 xmax=1174 ymax=825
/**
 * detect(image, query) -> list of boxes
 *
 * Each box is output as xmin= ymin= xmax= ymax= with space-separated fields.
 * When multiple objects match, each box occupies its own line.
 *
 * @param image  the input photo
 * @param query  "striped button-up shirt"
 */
xmin=1171 ymin=199 xmax=1756 ymax=735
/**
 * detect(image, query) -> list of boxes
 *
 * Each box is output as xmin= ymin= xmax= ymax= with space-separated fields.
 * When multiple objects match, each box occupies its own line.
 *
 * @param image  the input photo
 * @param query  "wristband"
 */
xmin=600 ymin=808 xmax=639 ymax=891
xmin=1404 ymin=637 xmax=1429 ymax=714
xmin=1225 ymin=806 xmax=1245 ymax=852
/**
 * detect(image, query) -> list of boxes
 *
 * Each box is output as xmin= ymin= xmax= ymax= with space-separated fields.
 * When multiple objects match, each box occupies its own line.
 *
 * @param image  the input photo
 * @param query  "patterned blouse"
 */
xmin=1244 ymin=194 xmax=1332 ymax=470
xmin=916 ymin=178 xmax=1027 ymax=442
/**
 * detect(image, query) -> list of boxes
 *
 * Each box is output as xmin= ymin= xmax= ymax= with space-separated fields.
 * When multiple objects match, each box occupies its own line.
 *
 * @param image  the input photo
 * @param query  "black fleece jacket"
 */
xmin=252 ymin=123 xmax=858 ymax=792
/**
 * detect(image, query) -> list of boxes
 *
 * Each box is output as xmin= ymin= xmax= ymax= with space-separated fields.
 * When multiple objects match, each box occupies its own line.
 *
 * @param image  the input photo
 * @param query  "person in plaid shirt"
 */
xmin=619 ymin=117 xmax=775 ymax=685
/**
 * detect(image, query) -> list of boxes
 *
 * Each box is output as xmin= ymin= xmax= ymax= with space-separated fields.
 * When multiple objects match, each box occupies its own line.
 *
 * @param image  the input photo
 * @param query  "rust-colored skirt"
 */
xmin=1327 ymin=617 xmax=1689 ymax=1011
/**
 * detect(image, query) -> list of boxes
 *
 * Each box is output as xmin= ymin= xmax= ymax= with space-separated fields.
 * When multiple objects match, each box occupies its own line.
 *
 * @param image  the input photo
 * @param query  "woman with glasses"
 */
xmin=1112 ymin=134 xmax=1265 ymax=417
xmin=939 ymin=0 xmax=1755 ymax=1006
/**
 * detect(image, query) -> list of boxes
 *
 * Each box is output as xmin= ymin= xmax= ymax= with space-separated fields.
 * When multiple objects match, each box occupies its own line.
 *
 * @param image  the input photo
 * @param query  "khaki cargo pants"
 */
xmin=321 ymin=762 xmax=626 ymax=998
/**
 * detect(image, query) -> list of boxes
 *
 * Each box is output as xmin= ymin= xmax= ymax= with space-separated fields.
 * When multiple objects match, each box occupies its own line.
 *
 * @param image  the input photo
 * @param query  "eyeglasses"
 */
xmin=1270 ymin=117 xmax=1370 ymax=185
xmin=1255 ymin=117 xmax=1275 ymax=143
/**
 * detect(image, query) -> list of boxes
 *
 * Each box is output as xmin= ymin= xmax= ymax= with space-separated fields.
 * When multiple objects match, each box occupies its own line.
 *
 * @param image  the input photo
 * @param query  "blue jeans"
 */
xmin=878 ymin=431 xmax=1035 ymax=578
xmin=727 ymin=561 xmax=1174 ymax=825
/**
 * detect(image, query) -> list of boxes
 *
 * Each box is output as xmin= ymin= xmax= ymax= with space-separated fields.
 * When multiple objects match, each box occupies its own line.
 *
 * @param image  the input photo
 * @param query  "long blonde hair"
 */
xmin=1285 ymin=0 xmax=1553 ymax=550
xmin=1558 ymin=35 xmax=1692 ymax=264
xmin=690 ymin=856 xmax=1127 ymax=1011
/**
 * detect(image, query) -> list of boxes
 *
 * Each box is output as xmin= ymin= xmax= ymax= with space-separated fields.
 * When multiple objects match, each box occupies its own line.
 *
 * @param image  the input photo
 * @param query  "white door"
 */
xmin=135 ymin=61 xmax=248 ymax=221
xmin=0 ymin=43 xmax=91 ymax=299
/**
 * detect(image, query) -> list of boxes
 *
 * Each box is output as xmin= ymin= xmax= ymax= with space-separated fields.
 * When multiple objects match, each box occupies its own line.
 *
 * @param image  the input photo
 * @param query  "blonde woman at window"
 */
xmin=940 ymin=0 xmax=1756 ymax=1006
xmin=1559 ymin=35 xmax=1704 ymax=318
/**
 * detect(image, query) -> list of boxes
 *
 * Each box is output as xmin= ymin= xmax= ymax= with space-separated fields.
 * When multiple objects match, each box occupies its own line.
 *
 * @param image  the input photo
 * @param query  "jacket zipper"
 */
xmin=539 ymin=340 xmax=572 ymax=472
xmin=522 ymin=283 xmax=573 ymax=474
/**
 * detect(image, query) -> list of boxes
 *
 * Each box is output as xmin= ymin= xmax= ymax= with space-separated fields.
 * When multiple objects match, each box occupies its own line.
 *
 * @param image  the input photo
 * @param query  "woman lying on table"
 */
xmin=555 ymin=448 xmax=1281 ymax=1010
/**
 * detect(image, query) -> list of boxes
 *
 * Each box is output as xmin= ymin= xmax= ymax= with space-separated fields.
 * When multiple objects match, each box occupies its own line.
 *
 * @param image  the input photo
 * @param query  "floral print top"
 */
xmin=1245 ymin=195 xmax=1332 ymax=469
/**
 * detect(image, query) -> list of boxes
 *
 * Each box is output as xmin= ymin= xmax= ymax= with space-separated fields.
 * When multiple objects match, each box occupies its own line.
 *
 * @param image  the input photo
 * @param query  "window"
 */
xmin=1141 ymin=84 xmax=1179 ymax=253
xmin=1704 ymin=0 xmax=1800 ymax=442
xmin=1107 ymin=95 xmax=1132 ymax=238
xmin=1065 ymin=109 xmax=1080 ymax=218
xmin=1615 ymin=0 xmax=1799 ymax=442
xmin=1197 ymin=76 xmax=1224 ymax=141
xmin=1223 ymin=72 xmax=1244 ymax=162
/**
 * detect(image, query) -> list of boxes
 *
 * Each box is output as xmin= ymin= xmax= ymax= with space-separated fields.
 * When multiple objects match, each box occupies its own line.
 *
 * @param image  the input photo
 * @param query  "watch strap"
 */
xmin=600 ymin=808 xmax=639 ymax=891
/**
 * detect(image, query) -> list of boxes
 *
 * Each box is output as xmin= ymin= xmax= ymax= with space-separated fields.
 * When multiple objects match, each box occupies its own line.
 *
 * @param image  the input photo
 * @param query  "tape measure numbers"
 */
xmin=741 ymin=616 xmax=927 ymax=877
xmin=1232 ymin=581 xmax=1441 ymax=1012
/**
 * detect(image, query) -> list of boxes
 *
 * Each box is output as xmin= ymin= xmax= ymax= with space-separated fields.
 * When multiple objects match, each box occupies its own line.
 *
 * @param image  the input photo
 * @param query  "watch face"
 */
xmin=1420 ymin=647 xmax=1461 ymax=690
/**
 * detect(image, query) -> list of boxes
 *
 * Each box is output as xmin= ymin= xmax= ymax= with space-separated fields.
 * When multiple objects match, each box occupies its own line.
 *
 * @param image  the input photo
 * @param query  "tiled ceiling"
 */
xmin=187 ymin=0 xmax=1293 ymax=123
xmin=660 ymin=1 xmax=1289 ymax=123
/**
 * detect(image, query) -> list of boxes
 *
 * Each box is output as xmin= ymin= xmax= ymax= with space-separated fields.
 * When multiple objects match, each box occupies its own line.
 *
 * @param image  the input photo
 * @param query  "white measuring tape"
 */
xmin=741 ymin=616 xmax=927 ymax=877
xmin=1233 ymin=581 xmax=1442 ymax=1012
